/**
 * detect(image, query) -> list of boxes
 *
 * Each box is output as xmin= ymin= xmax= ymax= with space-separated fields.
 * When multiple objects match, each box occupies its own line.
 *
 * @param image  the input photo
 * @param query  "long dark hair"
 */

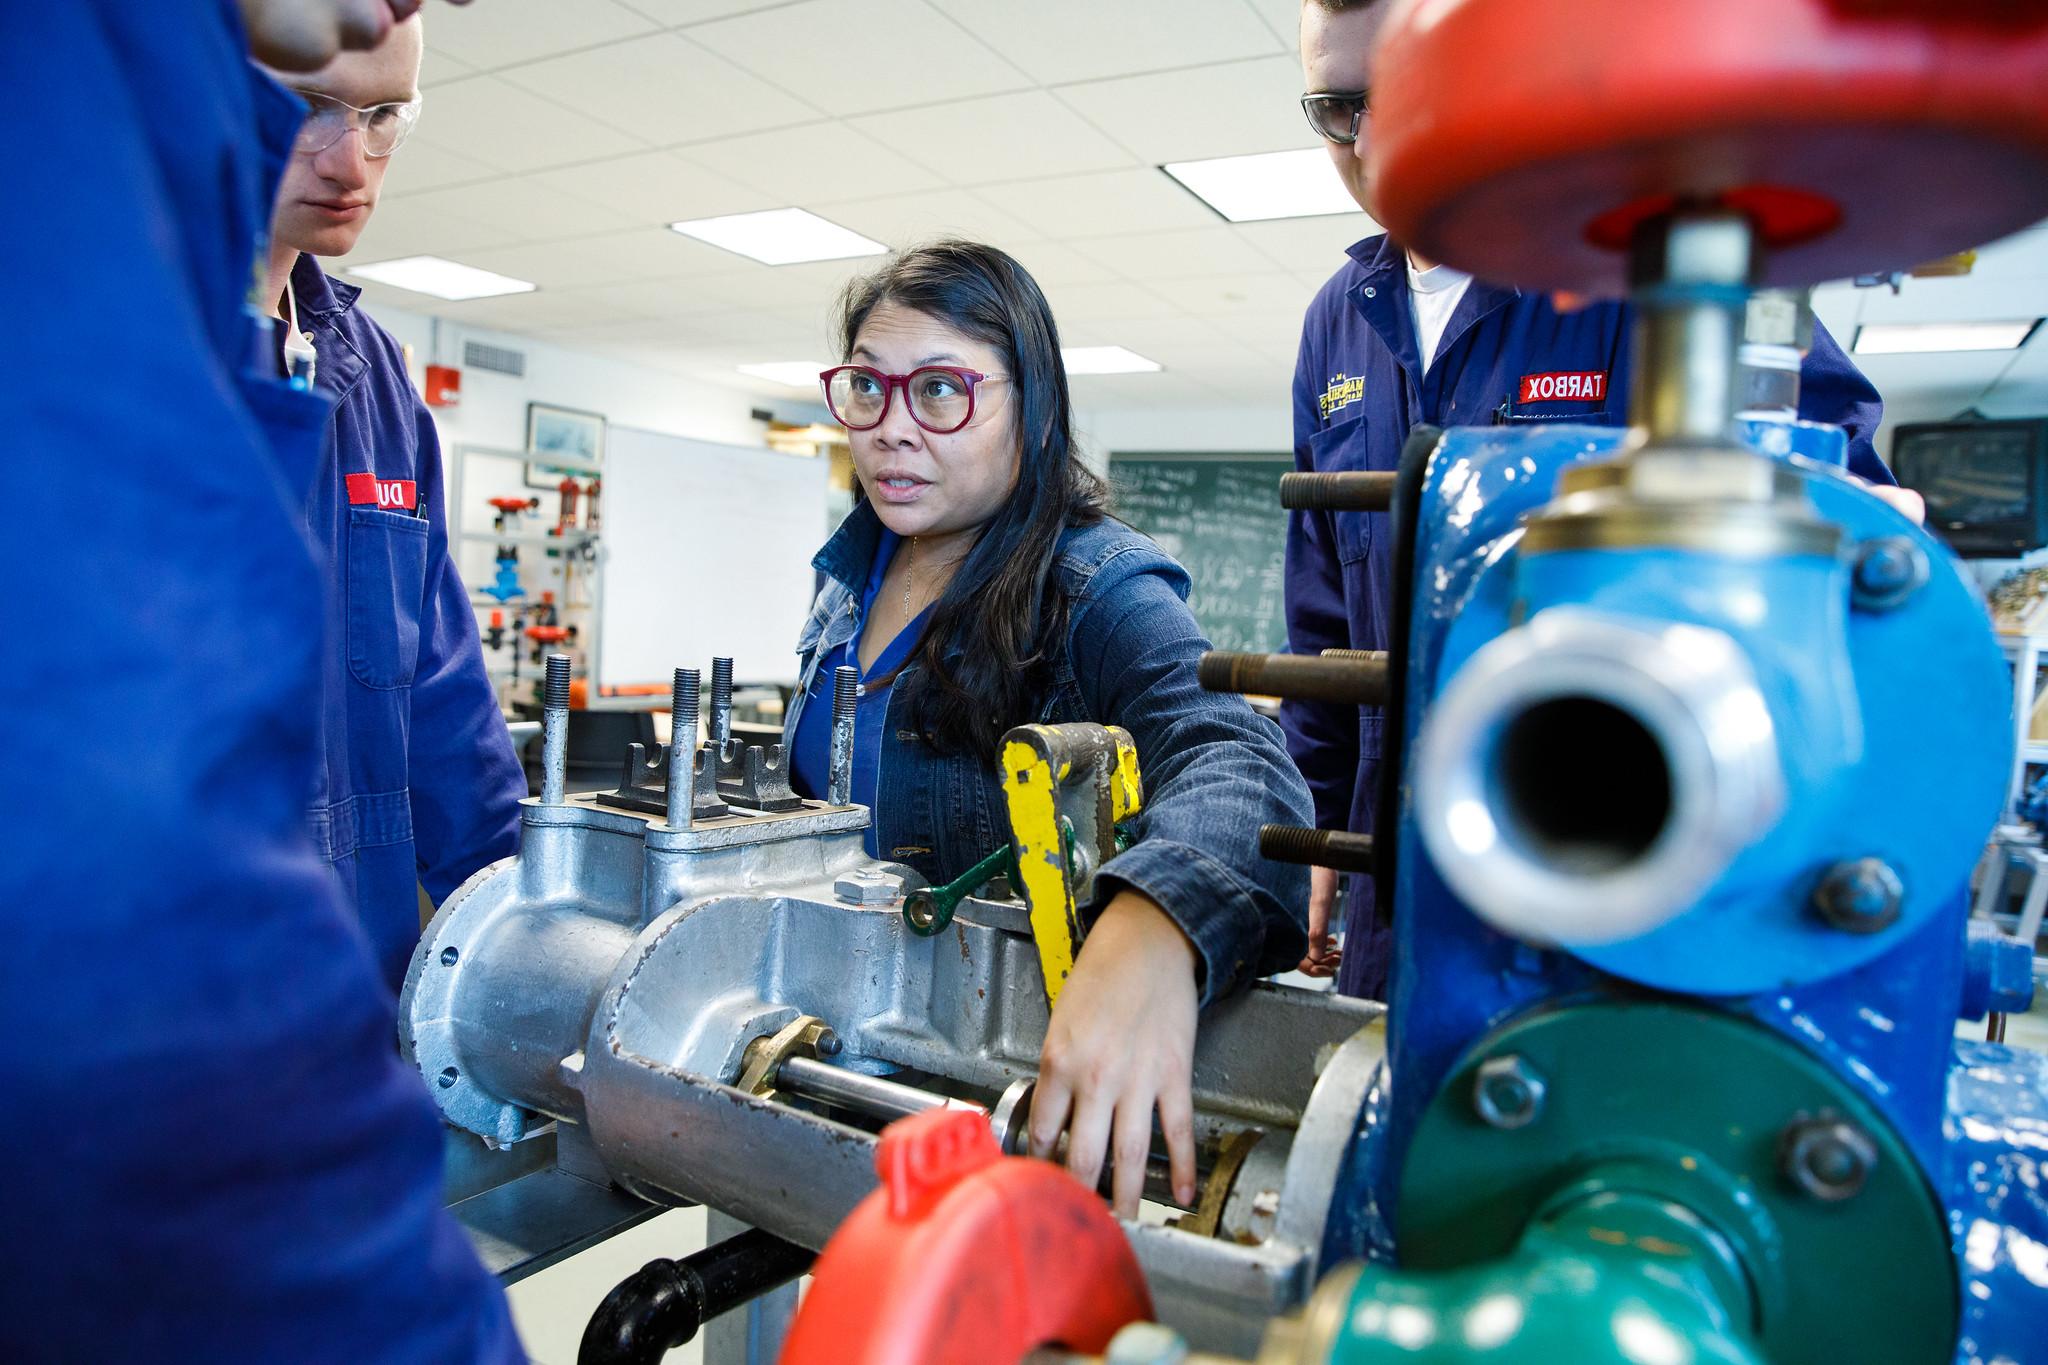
xmin=836 ymin=240 xmax=1109 ymax=761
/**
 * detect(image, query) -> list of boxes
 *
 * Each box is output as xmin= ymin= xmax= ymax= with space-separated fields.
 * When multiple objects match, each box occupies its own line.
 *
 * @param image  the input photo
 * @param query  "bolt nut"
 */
xmin=1779 ymin=1112 xmax=1878 ymax=1202
xmin=1473 ymin=1054 xmax=1546 ymax=1130
xmin=1104 ymin=1322 xmax=1190 ymax=1365
xmin=1851 ymin=536 xmax=1929 ymax=612
xmin=1813 ymin=857 xmax=1904 ymax=934
xmin=834 ymin=868 xmax=905 ymax=906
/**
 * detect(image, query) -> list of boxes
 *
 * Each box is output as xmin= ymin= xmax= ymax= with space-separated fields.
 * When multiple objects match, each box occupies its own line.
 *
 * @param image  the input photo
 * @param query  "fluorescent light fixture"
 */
xmin=1062 ymin=346 xmax=1163 ymax=376
xmin=737 ymin=361 xmax=830 ymax=389
xmin=1853 ymin=319 xmax=2040 ymax=355
xmin=1161 ymin=148 xmax=1358 ymax=223
xmin=670 ymin=208 xmax=887 ymax=266
xmin=343 ymin=255 xmax=536 ymax=301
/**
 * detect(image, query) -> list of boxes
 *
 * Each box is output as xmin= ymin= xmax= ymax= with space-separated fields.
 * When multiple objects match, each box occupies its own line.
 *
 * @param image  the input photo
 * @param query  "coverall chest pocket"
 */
xmin=346 ymin=507 xmax=428 ymax=690
xmin=1308 ymin=415 xmax=1375 ymax=565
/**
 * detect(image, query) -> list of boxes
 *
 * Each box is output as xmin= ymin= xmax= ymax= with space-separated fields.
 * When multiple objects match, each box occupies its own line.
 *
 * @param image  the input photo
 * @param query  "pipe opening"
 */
xmin=1492 ymin=696 xmax=1672 ymax=875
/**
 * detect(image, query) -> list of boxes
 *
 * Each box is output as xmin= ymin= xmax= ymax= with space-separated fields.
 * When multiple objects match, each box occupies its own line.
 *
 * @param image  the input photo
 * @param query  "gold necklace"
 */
xmin=902 ymin=536 xmax=916 ymax=616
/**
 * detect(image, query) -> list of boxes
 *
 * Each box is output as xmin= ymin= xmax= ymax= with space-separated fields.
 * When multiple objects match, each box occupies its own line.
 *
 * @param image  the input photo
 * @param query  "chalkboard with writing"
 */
xmin=1108 ymin=455 xmax=1290 ymax=654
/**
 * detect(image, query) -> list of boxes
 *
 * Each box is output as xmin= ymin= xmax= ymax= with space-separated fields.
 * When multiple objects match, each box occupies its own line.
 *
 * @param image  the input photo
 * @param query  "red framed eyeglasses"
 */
xmin=820 ymin=364 xmax=1008 ymax=435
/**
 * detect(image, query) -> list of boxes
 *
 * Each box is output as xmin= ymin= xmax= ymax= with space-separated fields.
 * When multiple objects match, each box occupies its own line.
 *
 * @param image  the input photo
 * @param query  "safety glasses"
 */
xmin=1301 ymin=91 xmax=1369 ymax=146
xmin=293 ymin=89 xmax=423 ymax=159
xmin=820 ymin=365 xmax=1007 ymax=436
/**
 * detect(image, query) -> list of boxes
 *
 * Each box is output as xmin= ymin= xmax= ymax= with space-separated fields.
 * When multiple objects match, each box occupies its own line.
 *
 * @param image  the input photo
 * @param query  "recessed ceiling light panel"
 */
xmin=1062 ymin=346 xmax=1164 ymax=375
xmin=671 ymin=208 xmax=888 ymax=266
xmin=1852 ymin=320 xmax=2040 ymax=355
xmin=344 ymin=255 xmax=537 ymax=301
xmin=1161 ymin=149 xmax=1360 ymax=223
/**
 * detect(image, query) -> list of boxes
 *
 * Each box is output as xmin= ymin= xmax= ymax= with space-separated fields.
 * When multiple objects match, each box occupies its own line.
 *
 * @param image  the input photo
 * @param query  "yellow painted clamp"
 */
xmin=998 ymin=723 xmax=1142 ymax=1006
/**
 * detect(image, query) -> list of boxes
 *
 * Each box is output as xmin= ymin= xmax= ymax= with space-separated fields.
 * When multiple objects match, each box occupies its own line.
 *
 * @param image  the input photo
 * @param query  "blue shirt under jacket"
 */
xmin=292 ymin=254 xmax=523 ymax=993
xmin=789 ymin=528 xmax=931 ymax=856
xmin=2 ymin=6 xmax=518 ymax=1361
xmin=784 ymin=503 xmax=1312 ymax=1003
xmin=1282 ymin=233 xmax=1890 ymax=1001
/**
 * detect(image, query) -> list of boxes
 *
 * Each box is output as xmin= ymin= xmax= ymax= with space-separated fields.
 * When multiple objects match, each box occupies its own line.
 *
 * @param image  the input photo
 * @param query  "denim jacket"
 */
xmin=784 ymin=503 xmax=1312 ymax=1004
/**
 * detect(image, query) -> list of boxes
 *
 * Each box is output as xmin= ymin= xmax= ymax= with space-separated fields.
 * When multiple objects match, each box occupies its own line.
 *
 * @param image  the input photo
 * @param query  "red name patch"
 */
xmin=1519 ymin=371 xmax=1608 ymax=404
xmin=345 ymin=473 xmax=417 ymax=511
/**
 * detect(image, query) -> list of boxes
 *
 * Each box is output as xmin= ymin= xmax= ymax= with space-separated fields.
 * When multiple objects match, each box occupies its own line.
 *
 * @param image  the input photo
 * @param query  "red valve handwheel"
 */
xmin=779 ymin=1109 xmax=1154 ymax=1365
xmin=1368 ymin=0 xmax=2048 ymax=294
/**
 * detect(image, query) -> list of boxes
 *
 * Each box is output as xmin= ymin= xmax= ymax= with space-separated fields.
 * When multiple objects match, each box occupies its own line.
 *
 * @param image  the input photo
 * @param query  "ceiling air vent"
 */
xmin=463 ymin=340 xmax=526 ymax=378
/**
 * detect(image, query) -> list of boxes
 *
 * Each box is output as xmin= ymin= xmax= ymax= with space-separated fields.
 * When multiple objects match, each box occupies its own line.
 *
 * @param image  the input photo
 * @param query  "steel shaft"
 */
xmin=1279 ymin=470 xmax=1396 ymax=512
xmin=665 ymin=668 xmax=700 ymax=830
xmin=827 ymin=666 xmax=857 ymax=807
xmin=1198 ymin=651 xmax=1388 ymax=706
xmin=1259 ymin=826 xmax=1376 ymax=874
xmin=542 ymin=653 xmax=571 ymax=806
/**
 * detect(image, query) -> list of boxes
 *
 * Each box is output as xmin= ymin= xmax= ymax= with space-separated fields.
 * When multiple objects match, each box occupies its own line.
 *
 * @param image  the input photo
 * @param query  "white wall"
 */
xmin=367 ymin=300 xmax=772 ymax=454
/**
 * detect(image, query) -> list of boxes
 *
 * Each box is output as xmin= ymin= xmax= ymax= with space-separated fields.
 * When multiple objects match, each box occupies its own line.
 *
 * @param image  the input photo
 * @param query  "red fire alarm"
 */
xmin=424 ymin=364 xmax=462 ymax=408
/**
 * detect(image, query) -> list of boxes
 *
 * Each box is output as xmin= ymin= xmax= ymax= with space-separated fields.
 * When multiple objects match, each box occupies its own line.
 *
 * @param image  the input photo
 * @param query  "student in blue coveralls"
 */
xmin=259 ymin=14 xmax=524 ymax=993
xmin=6 ymin=2 xmax=519 ymax=1360
xmin=781 ymin=241 xmax=1313 ymax=1219
xmin=1285 ymin=0 xmax=1924 ymax=1001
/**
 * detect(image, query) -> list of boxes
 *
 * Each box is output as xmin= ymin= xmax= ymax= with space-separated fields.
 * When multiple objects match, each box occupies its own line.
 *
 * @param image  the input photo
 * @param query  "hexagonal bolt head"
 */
xmin=1851 ymin=536 xmax=1930 ymax=612
xmin=833 ymin=868 xmax=905 ymax=906
xmin=1779 ymin=1112 xmax=1878 ymax=1202
xmin=1473 ymin=1054 xmax=1547 ymax=1130
xmin=1812 ymin=857 xmax=1905 ymax=934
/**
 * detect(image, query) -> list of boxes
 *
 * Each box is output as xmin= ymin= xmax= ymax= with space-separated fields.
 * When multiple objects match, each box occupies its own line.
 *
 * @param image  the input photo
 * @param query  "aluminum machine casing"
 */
xmin=402 ymin=665 xmax=1389 ymax=1357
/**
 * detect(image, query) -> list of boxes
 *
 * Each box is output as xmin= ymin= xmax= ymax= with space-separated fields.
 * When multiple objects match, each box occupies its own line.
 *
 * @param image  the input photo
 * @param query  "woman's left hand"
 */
xmin=1027 ymin=890 xmax=1200 ymax=1219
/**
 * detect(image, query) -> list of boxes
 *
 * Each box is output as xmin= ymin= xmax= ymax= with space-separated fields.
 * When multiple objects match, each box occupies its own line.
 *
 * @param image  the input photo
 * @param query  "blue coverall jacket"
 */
xmin=3 ymin=5 xmax=518 ymax=1359
xmin=293 ymin=254 xmax=523 ymax=993
xmin=784 ymin=504 xmax=1313 ymax=1002
xmin=1282 ymin=233 xmax=1889 ymax=1001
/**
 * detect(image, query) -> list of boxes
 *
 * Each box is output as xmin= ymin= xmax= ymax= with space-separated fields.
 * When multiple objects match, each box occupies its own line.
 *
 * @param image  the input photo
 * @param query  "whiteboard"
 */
xmin=599 ymin=426 xmax=831 ymax=689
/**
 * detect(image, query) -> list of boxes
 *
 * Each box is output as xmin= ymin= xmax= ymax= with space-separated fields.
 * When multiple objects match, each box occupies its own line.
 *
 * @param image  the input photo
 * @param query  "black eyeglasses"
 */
xmin=1301 ymin=91 xmax=1369 ymax=146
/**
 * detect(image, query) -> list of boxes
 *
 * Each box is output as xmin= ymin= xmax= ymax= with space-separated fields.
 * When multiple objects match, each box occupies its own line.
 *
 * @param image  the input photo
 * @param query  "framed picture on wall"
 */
xmin=524 ymin=402 xmax=606 ymax=488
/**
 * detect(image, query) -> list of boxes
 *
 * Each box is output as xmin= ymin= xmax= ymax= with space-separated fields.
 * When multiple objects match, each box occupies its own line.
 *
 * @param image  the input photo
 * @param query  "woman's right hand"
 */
xmin=1298 ymin=866 xmax=1342 ymax=978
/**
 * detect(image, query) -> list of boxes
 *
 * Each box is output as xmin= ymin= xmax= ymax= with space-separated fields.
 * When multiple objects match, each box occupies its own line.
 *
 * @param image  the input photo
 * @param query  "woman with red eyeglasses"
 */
xmin=782 ymin=240 xmax=1315 ymax=1221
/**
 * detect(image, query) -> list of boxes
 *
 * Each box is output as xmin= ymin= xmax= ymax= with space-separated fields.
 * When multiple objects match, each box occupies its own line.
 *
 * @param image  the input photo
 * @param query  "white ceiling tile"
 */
xmin=1852 ymin=273 xmax=2048 ymax=326
xmin=1040 ymin=279 xmax=1182 ymax=324
xmin=376 ymin=137 xmax=500 ymax=195
xmin=1000 ymin=239 xmax=1123 ymax=288
xmin=929 ymin=0 xmax=1281 ymax=85
xmin=568 ymin=227 xmax=765 ymax=280
xmin=1072 ymin=227 xmax=1282 ymax=282
xmin=681 ymin=123 xmax=944 ymax=203
xmin=1241 ymin=0 xmax=1302 ymax=46
xmin=1230 ymin=213 xmax=1378 ymax=274
xmin=976 ymin=168 xmax=1220 ymax=239
xmin=619 ymin=0 xmax=802 ymax=20
xmin=809 ymin=188 xmax=1043 ymax=252
xmin=688 ymin=0 xmax=1032 ymax=116
xmin=430 ymin=290 xmax=643 ymax=331
xmin=410 ymin=77 xmax=650 ymax=172
xmin=1174 ymin=272 xmax=1316 ymax=317
xmin=1054 ymin=56 xmax=1314 ymax=164
xmin=501 ymin=32 xmax=821 ymax=145
xmin=419 ymin=46 xmax=475 ymax=88
xmin=533 ymin=151 xmax=777 ymax=225
xmin=399 ymin=177 xmax=640 ymax=244
xmin=420 ymin=0 xmax=659 ymax=70
xmin=336 ymin=197 xmax=524 ymax=263
xmin=847 ymin=91 xmax=1139 ymax=186
xmin=441 ymin=236 xmax=680 ymax=292
xmin=568 ymin=275 xmax=769 ymax=318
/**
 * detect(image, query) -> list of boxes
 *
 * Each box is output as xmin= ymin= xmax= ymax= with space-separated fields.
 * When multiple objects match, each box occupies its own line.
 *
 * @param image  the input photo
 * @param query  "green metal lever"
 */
xmin=902 ymin=845 xmax=1019 ymax=937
